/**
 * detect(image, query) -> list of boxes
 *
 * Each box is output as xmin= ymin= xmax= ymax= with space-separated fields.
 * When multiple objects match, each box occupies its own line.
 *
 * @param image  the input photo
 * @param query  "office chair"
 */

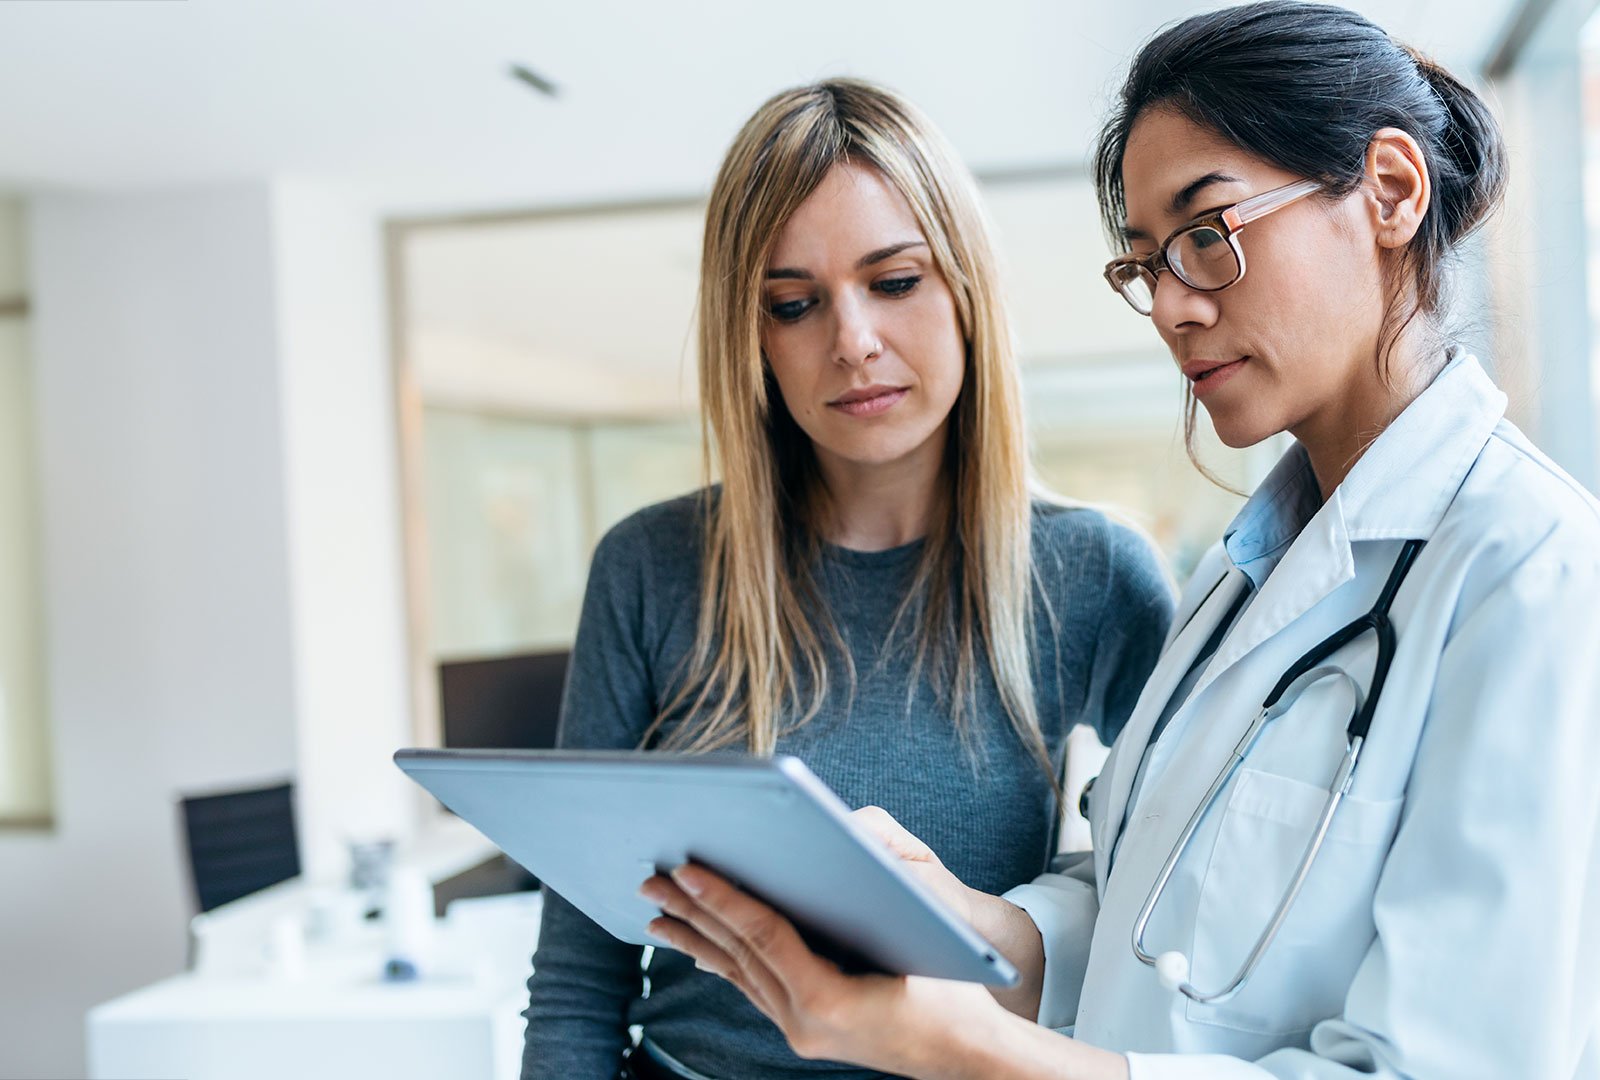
xmin=178 ymin=780 xmax=301 ymax=913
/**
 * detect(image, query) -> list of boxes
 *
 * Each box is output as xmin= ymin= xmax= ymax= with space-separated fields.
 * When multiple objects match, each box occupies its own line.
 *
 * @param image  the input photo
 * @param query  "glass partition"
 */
xmin=390 ymin=174 xmax=1281 ymax=743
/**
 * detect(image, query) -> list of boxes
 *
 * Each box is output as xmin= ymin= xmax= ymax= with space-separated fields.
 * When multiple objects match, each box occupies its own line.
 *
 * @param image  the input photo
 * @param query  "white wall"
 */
xmin=1 ymin=185 xmax=301 ymax=1079
xmin=0 ymin=181 xmax=415 ymax=1079
xmin=270 ymin=181 xmax=414 ymax=881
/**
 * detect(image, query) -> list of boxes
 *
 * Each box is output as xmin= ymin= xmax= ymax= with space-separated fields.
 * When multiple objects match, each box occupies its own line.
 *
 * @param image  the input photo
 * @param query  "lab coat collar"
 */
xmin=1220 ymin=350 xmax=1506 ymax=576
xmin=1102 ymin=351 xmax=1507 ymax=874
xmin=1204 ymin=351 xmax=1503 ymax=680
xmin=1335 ymin=349 xmax=1507 ymax=542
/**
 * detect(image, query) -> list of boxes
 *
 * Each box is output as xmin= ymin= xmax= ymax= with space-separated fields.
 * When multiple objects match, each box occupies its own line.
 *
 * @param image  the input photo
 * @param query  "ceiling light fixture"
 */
xmin=509 ymin=63 xmax=560 ymax=99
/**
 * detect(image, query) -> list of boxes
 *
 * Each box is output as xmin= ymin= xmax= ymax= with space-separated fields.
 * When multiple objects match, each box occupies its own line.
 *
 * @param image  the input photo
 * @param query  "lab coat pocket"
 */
xmin=1185 ymin=767 xmax=1403 ymax=1036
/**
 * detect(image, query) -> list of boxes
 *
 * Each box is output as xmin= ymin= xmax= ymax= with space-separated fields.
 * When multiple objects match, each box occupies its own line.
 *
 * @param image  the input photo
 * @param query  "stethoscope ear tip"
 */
xmin=1156 ymin=951 xmax=1190 ymax=993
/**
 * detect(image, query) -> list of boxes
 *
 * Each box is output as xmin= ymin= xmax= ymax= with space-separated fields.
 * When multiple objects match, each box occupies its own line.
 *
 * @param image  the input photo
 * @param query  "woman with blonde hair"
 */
xmin=522 ymin=78 xmax=1173 ymax=1080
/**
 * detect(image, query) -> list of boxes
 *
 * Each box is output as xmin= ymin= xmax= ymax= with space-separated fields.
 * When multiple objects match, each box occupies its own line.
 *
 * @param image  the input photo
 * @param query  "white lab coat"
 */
xmin=1004 ymin=353 xmax=1600 ymax=1078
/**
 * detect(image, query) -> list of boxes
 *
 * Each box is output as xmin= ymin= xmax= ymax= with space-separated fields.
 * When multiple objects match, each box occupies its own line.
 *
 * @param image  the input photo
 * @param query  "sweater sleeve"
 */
xmin=520 ymin=515 xmax=661 ymax=1080
xmin=1081 ymin=518 xmax=1176 ymax=746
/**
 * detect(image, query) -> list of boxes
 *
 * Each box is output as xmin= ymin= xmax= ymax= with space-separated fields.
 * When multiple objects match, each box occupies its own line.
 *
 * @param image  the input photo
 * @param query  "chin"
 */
xmin=1215 ymin=426 xmax=1261 ymax=450
xmin=1203 ymin=406 xmax=1279 ymax=451
xmin=816 ymin=429 xmax=933 ymax=470
xmin=826 ymin=442 xmax=918 ymax=468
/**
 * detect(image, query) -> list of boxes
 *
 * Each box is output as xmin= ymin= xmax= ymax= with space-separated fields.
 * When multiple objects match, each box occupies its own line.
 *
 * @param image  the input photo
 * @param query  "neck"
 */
xmin=1293 ymin=331 xmax=1439 ymax=502
xmin=810 ymin=425 xmax=948 ymax=551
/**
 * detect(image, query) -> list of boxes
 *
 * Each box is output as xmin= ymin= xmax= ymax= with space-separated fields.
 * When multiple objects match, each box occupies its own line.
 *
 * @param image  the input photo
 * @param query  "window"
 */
xmin=1490 ymin=0 xmax=1600 ymax=494
xmin=0 ymin=197 xmax=52 ymax=827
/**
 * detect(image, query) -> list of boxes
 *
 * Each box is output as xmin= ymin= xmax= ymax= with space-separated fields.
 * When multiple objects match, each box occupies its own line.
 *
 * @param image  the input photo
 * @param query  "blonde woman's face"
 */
xmin=760 ymin=163 xmax=965 ymax=478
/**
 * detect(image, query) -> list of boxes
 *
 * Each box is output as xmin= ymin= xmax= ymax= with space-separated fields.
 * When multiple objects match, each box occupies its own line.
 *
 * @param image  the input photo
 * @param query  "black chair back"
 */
xmin=179 ymin=780 xmax=301 ymax=913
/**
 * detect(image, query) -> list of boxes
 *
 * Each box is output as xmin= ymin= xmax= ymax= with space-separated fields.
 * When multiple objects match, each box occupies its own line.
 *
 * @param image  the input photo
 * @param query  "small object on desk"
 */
xmin=302 ymin=884 xmax=367 ymax=945
xmin=384 ymin=957 xmax=420 ymax=982
xmin=265 ymin=913 xmax=308 ymax=982
xmin=349 ymin=834 xmax=396 ymax=918
xmin=383 ymin=866 xmax=438 ymax=980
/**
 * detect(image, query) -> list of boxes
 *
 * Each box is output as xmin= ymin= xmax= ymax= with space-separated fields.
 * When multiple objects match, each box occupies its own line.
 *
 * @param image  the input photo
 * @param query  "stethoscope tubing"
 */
xmin=1129 ymin=538 xmax=1426 ymax=1003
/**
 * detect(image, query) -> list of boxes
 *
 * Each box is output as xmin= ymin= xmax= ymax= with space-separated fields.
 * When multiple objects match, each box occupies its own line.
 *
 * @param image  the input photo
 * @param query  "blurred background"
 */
xmin=0 ymin=1 xmax=1596 ymax=1077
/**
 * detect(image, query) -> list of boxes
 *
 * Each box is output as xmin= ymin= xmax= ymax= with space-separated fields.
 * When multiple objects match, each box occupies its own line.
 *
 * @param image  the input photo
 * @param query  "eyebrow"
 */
xmin=766 ymin=239 xmax=928 ymax=280
xmin=1121 ymin=172 xmax=1245 ymax=244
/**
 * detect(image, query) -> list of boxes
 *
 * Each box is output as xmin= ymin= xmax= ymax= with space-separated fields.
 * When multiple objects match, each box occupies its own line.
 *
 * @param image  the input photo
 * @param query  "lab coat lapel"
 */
xmin=1095 ymin=562 xmax=1249 ymax=892
xmin=1100 ymin=352 xmax=1509 ymax=915
xmin=1118 ymin=497 xmax=1357 ymax=894
xmin=1185 ymin=351 xmax=1502 ymax=698
xmin=1197 ymin=494 xmax=1355 ymax=696
xmin=1185 ymin=351 xmax=1502 ymax=691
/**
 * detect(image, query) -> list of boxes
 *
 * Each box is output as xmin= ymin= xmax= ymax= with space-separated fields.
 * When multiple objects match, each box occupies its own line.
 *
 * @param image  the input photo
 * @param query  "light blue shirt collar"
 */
xmin=1222 ymin=446 xmax=1320 ymax=592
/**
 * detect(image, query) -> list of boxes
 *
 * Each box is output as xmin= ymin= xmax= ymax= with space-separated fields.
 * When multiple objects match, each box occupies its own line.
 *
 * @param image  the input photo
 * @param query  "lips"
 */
xmin=1181 ymin=358 xmax=1245 ymax=381
xmin=828 ymin=384 xmax=909 ymax=417
xmin=1182 ymin=357 xmax=1248 ymax=400
xmin=830 ymin=384 xmax=907 ymax=405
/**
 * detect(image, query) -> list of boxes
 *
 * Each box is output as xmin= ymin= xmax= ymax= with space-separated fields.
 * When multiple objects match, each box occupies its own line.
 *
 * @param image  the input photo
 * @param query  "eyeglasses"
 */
xmin=1103 ymin=178 xmax=1324 ymax=315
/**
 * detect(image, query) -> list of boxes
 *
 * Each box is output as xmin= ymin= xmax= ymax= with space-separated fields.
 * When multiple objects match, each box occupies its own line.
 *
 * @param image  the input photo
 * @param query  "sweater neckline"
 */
xmin=819 ymin=534 xmax=927 ymax=569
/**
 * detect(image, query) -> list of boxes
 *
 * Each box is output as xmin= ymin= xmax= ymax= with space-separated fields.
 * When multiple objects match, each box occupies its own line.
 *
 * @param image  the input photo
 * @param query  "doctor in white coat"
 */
xmin=640 ymin=4 xmax=1600 ymax=1078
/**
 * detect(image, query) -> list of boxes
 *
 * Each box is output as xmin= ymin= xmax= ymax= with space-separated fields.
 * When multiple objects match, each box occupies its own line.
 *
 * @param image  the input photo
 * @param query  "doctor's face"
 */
xmin=759 ymin=163 xmax=966 ymax=481
xmin=1119 ymin=108 xmax=1389 ymax=449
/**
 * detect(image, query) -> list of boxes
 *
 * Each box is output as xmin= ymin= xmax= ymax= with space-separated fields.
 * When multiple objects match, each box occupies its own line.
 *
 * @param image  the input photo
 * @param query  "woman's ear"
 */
xmin=1364 ymin=127 xmax=1431 ymax=250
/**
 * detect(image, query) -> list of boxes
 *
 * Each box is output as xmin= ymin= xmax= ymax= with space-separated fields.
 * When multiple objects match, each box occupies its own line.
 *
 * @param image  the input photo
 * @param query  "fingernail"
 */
xmin=671 ymin=866 xmax=704 ymax=896
xmin=638 ymin=882 xmax=664 ymax=903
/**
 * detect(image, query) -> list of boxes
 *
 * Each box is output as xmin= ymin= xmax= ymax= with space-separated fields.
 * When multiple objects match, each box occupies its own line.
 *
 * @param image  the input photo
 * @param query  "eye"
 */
xmin=767 ymin=297 xmax=815 ymax=323
xmin=873 ymin=274 xmax=921 ymax=297
xmin=1188 ymin=229 xmax=1225 ymax=251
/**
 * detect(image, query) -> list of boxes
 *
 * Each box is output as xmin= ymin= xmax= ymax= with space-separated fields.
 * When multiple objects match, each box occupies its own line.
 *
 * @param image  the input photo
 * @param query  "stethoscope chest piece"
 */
xmin=1155 ymin=950 xmax=1190 ymax=993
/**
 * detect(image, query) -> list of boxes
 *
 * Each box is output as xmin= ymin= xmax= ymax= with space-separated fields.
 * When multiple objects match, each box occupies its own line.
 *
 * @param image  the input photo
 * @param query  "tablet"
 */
xmin=393 ymin=748 xmax=1019 ymax=987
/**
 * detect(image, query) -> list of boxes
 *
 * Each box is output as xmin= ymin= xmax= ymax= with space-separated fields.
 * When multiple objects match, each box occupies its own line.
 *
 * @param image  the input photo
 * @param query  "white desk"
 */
xmin=87 ymin=841 xmax=542 ymax=1080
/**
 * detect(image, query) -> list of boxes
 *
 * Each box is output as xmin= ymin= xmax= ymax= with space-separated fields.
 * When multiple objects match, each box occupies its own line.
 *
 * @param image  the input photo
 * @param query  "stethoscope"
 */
xmin=1128 ymin=537 xmax=1426 ymax=1005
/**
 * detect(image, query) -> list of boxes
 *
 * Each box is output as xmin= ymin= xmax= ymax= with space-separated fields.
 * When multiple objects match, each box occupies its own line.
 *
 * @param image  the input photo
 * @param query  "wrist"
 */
xmin=963 ymin=887 xmax=1009 ymax=940
xmin=967 ymin=890 xmax=1039 ymax=969
xmin=925 ymin=1006 xmax=1131 ymax=1080
xmin=893 ymin=986 xmax=1016 ymax=1080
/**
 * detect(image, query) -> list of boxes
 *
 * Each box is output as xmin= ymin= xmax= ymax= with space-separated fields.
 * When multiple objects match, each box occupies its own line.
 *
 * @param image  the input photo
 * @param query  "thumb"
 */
xmin=851 ymin=806 xmax=936 ymax=861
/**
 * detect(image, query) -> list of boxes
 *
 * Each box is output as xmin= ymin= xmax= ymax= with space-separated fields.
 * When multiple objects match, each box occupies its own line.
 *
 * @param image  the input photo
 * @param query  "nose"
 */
xmin=1148 ymin=270 xmax=1219 ymax=337
xmin=832 ymin=291 xmax=883 ymax=366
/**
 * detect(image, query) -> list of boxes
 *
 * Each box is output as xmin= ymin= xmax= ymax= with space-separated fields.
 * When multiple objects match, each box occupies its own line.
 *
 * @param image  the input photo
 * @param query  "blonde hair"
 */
xmin=643 ymin=78 xmax=1054 ymax=790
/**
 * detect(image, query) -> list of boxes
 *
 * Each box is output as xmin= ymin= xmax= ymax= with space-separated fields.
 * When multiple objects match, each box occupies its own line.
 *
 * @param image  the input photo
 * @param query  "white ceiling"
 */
xmin=0 ymin=0 xmax=1521 ymax=215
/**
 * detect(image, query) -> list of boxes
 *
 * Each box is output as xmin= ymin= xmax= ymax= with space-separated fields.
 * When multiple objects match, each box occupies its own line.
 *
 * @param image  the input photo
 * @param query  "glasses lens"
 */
xmin=1108 ymin=264 xmax=1155 ymax=315
xmin=1169 ymin=227 xmax=1239 ymax=290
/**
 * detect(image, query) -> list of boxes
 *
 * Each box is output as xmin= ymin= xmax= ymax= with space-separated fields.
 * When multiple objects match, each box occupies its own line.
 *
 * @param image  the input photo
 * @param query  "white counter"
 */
xmin=87 ymin=835 xmax=542 ymax=1080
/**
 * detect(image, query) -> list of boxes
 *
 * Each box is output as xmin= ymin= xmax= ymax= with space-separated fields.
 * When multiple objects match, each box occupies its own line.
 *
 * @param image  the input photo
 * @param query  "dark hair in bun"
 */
xmin=1095 ymin=0 xmax=1506 ymax=357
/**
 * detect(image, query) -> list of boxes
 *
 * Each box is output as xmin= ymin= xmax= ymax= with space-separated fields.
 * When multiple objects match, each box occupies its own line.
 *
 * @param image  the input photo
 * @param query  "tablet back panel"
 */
xmin=394 ymin=749 xmax=1017 ymax=986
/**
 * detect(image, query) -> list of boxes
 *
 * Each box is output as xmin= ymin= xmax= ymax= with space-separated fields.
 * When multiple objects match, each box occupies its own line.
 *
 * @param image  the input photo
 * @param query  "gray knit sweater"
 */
xmin=521 ymin=491 xmax=1174 ymax=1080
